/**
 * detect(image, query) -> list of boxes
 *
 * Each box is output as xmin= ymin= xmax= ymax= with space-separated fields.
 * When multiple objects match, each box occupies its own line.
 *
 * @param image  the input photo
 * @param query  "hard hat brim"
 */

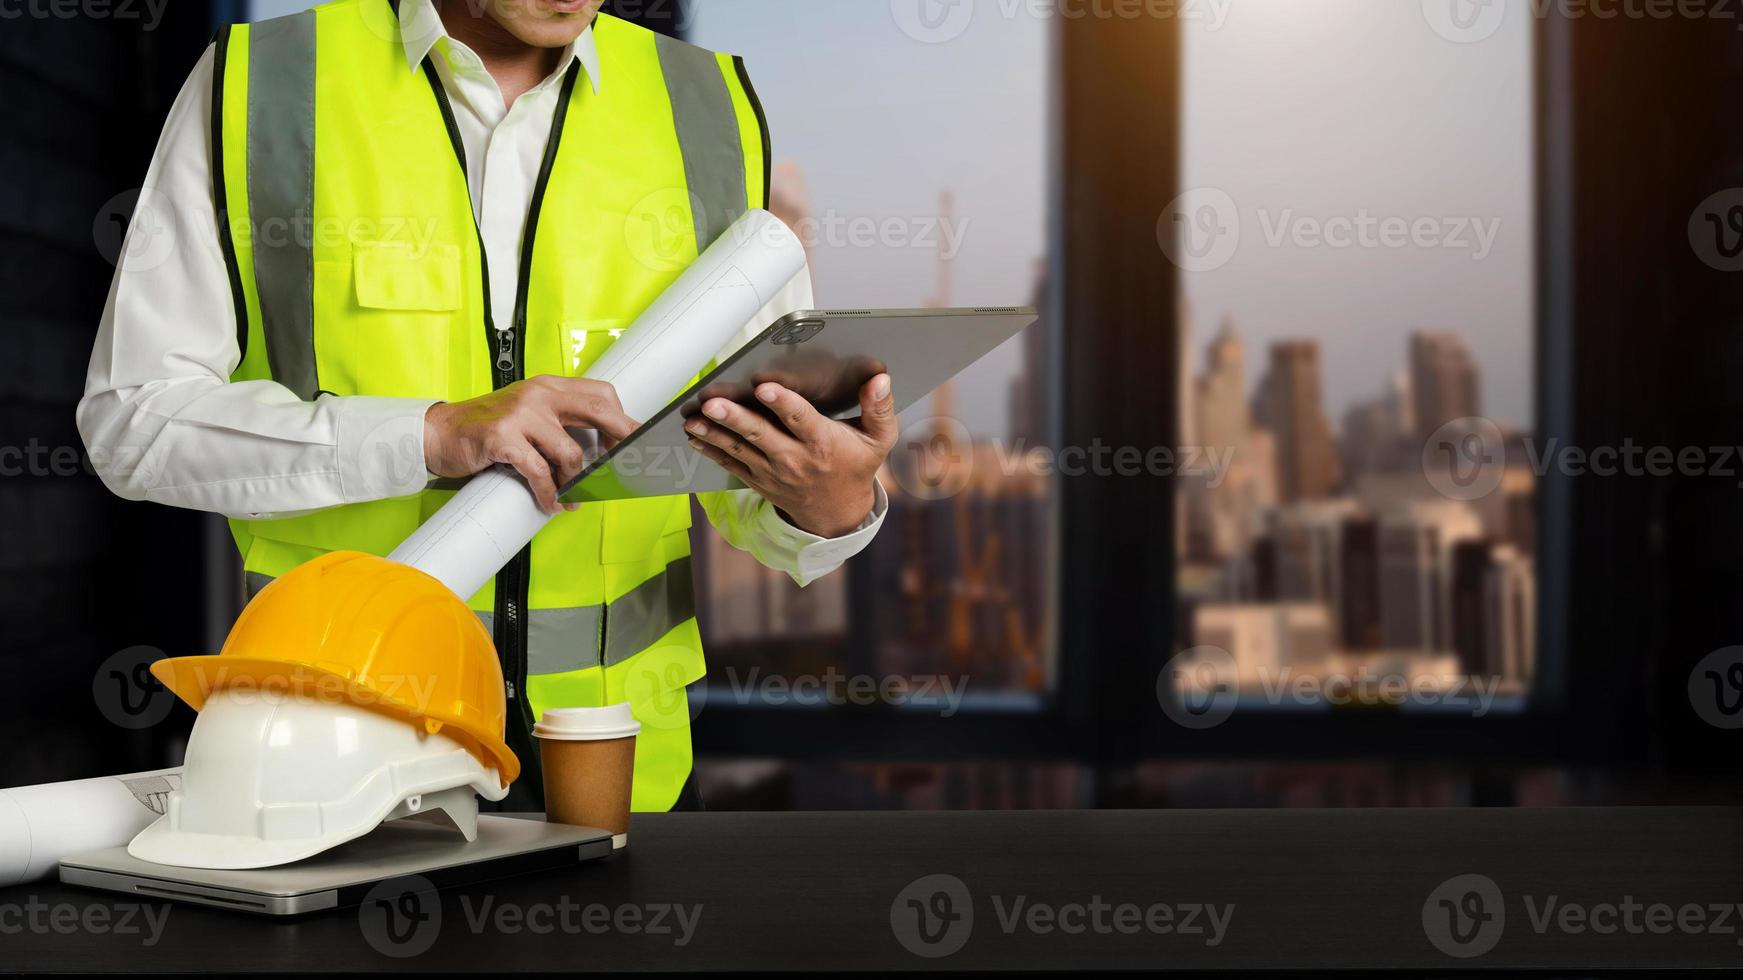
xmin=127 ymin=814 xmax=356 ymax=870
xmin=150 ymin=654 xmax=520 ymax=787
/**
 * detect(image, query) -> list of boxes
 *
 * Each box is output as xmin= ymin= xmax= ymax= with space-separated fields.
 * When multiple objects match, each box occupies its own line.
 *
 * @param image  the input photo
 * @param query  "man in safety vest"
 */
xmin=77 ymin=0 xmax=896 ymax=813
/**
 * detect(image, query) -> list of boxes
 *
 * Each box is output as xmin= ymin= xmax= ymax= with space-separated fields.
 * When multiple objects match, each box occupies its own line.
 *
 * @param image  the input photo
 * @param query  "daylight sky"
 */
xmin=694 ymin=0 xmax=1533 ymax=433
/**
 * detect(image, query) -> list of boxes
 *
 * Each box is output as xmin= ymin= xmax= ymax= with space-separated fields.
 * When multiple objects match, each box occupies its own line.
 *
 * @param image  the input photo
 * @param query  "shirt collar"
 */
xmin=397 ymin=0 xmax=601 ymax=96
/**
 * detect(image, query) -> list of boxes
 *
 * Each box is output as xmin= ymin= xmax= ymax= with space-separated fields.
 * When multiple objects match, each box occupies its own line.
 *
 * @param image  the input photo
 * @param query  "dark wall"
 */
xmin=0 ymin=7 xmax=214 ymax=785
xmin=1551 ymin=7 xmax=1743 ymax=780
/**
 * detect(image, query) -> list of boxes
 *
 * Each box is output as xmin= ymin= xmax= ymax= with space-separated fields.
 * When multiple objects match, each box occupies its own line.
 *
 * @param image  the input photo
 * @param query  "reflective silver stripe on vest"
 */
xmin=247 ymin=11 xmax=320 ymax=400
xmin=476 ymin=606 xmax=604 ymax=675
xmin=473 ymin=556 xmax=697 ymax=675
xmin=604 ymin=555 xmax=696 ymax=667
xmin=654 ymin=34 xmax=747 ymax=248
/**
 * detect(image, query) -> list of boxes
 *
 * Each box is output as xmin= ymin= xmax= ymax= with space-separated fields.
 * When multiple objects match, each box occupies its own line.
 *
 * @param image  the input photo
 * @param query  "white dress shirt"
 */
xmin=76 ymin=3 xmax=884 ymax=586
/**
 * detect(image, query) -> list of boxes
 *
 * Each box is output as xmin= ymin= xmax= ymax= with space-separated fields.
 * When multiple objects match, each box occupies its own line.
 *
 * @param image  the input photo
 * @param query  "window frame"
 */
xmin=684 ymin=3 xmax=1593 ymax=789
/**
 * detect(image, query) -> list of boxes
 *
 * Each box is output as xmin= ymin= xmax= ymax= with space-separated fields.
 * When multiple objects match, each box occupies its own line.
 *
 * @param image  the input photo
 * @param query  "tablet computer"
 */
xmin=559 ymin=307 xmax=1038 ymax=502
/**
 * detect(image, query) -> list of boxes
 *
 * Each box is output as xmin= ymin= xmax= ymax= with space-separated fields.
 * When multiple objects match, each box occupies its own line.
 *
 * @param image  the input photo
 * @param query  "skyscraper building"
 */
xmin=1192 ymin=602 xmax=1334 ymax=690
xmin=1340 ymin=371 xmax=1415 ymax=481
xmin=1267 ymin=499 xmax=1360 ymax=643
xmin=1196 ymin=317 xmax=1246 ymax=453
xmin=1450 ymin=540 xmax=1538 ymax=682
xmin=1485 ymin=544 xmax=1537 ymax=684
xmin=1339 ymin=515 xmax=1382 ymax=651
xmin=1377 ymin=500 xmax=1484 ymax=653
xmin=1254 ymin=340 xmax=1340 ymax=502
xmin=1182 ymin=318 xmax=1279 ymax=562
xmin=1409 ymin=331 xmax=1480 ymax=441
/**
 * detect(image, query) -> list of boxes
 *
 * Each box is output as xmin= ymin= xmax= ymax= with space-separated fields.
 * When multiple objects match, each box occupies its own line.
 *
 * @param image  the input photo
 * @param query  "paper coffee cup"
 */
xmin=534 ymin=705 xmax=640 ymax=848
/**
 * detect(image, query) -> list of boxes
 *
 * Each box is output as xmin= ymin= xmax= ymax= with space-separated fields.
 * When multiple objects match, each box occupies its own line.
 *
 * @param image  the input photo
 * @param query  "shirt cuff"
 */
xmin=755 ymin=478 xmax=890 ymax=586
xmin=334 ymin=396 xmax=440 ymax=502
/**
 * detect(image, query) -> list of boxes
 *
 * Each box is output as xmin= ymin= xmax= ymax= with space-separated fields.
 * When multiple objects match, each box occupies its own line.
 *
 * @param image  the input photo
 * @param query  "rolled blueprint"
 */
xmin=0 ymin=768 xmax=182 ymax=886
xmin=390 ymin=208 xmax=806 ymax=600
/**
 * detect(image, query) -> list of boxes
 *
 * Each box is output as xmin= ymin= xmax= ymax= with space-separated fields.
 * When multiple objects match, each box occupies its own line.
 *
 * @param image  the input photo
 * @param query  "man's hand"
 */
xmin=684 ymin=374 xmax=898 ymax=538
xmin=425 ymin=375 xmax=638 ymax=514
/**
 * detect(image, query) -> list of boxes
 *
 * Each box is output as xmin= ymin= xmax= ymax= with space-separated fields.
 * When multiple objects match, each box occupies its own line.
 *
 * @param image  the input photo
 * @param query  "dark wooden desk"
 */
xmin=2 ymin=807 xmax=1739 ymax=971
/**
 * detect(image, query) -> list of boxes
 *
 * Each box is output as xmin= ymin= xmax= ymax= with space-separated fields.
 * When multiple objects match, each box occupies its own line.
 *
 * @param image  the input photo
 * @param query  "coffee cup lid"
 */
xmin=532 ymin=703 xmax=641 ymax=741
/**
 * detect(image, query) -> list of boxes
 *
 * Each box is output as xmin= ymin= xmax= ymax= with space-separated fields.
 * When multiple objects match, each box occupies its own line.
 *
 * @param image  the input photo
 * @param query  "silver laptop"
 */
xmin=60 ymin=814 xmax=612 ymax=916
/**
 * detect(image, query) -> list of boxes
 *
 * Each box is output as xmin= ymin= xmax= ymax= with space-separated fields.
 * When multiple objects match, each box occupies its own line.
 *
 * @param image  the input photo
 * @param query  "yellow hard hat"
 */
xmin=151 ymin=551 xmax=520 ymax=786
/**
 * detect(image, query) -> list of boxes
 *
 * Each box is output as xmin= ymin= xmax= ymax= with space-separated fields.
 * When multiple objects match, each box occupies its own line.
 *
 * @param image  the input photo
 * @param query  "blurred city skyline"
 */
xmin=691 ymin=0 xmax=1540 ymax=710
xmin=1176 ymin=318 xmax=1538 ymax=707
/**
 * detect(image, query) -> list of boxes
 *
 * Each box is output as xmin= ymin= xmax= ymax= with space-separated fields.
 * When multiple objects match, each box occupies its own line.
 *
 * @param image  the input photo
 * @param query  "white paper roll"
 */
xmin=390 ymin=208 xmax=806 ymax=600
xmin=0 ymin=768 xmax=182 ymax=886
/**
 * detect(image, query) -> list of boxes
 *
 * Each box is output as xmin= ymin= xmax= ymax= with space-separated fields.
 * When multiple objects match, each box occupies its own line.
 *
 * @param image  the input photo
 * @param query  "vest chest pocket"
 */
xmin=600 ymin=495 xmax=693 ymax=565
xmin=316 ymin=240 xmax=460 ymax=399
xmin=557 ymin=319 xmax=630 ymax=377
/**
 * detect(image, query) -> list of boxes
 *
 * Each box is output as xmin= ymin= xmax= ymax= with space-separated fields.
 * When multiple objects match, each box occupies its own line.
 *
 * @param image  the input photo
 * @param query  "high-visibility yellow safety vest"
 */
xmin=210 ymin=0 xmax=771 ymax=812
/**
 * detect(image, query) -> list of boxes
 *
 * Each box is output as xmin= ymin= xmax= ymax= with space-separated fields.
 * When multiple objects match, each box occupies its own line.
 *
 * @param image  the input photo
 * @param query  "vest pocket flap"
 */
xmin=559 ymin=319 xmax=630 ymax=376
xmin=354 ymin=241 xmax=461 ymax=312
xmin=600 ymin=496 xmax=690 ymax=564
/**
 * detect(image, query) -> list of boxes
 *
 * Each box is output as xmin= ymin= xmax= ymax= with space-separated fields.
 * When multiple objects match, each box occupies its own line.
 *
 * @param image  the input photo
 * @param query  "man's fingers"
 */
xmin=526 ymin=424 xmax=587 ymax=490
xmin=684 ymin=414 xmax=771 ymax=474
xmin=754 ymin=383 xmax=830 ymax=443
xmin=687 ymin=437 xmax=759 ymax=488
xmin=857 ymin=373 xmax=898 ymax=447
xmin=540 ymin=376 xmax=639 ymax=442
xmin=571 ymin=400 xmax=639 ymax=443
xmin=696 ymin=397 xmax=800 ymax=458
xmin=497 ymin=440 xmax=560 ymax=515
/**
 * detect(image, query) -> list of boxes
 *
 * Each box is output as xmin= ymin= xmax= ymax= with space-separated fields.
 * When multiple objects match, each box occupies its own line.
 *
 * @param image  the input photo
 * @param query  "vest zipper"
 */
xmin=420 ymin=58 xmax=583 ymax=809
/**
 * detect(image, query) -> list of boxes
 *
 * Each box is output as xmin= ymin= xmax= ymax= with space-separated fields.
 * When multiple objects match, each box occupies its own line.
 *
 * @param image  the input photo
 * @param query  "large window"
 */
xmin=685 ymin=1 xmax=1060 ymax=718
xmin=1167 ymin=0 xmax=1538 ymax=719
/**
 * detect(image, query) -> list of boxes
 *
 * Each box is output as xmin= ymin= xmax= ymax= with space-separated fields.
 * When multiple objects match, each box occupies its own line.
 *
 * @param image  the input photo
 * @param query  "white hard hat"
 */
xmin=129 ymin=687 xmax=509 ymax=870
